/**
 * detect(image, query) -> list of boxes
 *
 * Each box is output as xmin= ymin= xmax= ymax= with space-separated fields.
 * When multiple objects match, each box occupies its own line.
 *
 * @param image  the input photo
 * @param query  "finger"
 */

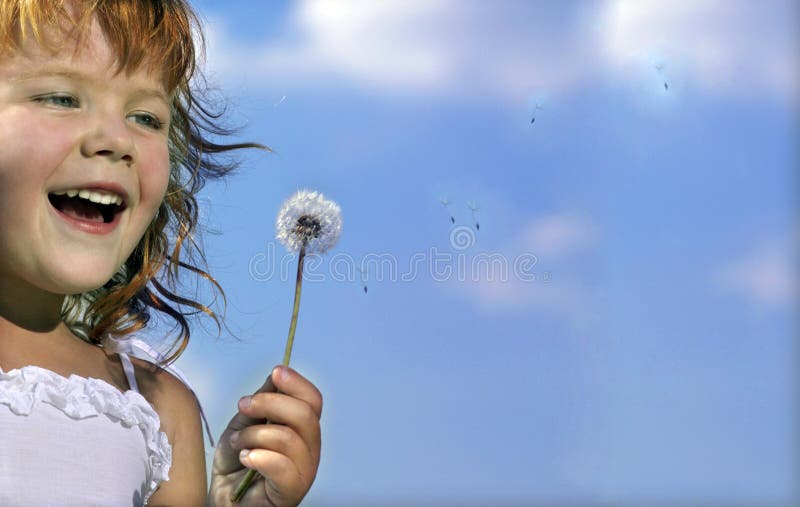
xmin=239 ymin=448 xmax=307 ymax=502
xmin=237 ymin=391 xmax=321 ymax=461
xmin=269 ymin=365 xmax=323 ymax=420
xmin=212 ymin=373 xmax=279 ymax=475
xmin=229 ymin=424 xmax=316 ymax=483
xmin=227 ymin=373 xmax=279 ymax=431
xmin=253 ymin=371 xmax=279 ymax=396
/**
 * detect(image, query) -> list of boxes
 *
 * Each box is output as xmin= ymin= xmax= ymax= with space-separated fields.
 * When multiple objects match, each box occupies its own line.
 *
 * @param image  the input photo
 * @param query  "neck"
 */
xmin=0 ymin=273 xmax=71 ymax=338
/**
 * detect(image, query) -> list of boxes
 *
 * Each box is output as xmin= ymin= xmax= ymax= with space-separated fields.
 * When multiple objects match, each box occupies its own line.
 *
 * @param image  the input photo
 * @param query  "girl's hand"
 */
xmin=207 ymin=366 xmax=322 ymax=507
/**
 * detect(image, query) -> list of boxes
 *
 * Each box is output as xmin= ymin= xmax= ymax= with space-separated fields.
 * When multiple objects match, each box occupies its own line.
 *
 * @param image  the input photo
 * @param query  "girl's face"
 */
xmin=0 ymin=18 xmax=171 ymax=296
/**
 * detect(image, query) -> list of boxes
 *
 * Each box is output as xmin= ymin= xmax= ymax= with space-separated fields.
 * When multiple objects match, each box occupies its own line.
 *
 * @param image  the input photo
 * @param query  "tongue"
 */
xmin=60 ymin=198 xmax=104 ymax=223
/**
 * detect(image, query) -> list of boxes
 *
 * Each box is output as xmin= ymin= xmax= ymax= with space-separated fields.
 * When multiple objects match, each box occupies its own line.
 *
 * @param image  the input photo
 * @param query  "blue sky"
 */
xmin=143 ymin=1 xmax=798 ymax=505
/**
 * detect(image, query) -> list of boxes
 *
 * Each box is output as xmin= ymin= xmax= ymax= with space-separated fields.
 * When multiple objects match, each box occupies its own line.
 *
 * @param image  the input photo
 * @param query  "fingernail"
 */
xmin=229 ymin=431 xmax=240 ymax=444
xmin=238 ymin=396 xmax=251 ymax=410
xmin=272 ymin=366 xmax=289 ymax=383
xmin=239 ymin=449 xmax=250 ymax=464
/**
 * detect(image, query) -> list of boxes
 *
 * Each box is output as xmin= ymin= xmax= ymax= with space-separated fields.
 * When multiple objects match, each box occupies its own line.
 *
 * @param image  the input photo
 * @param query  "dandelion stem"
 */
xmin=283 ymin=245 xmax=306 ymax=366
xmin=231 ymin=245 xmax=306 ymax=503
xmin=231 ymin=468 xmax=257 ymax=502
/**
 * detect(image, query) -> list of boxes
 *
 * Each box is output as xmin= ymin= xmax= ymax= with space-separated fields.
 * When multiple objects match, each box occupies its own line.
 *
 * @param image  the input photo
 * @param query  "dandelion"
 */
xmin=275 ymin=189 xmax=342 ymax=255
xmin=232 ymin=189 xmax=342 ymax=502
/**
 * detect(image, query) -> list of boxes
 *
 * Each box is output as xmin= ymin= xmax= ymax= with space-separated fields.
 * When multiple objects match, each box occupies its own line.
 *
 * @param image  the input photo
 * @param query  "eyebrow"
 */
xmin=11 ymin=67 xmax=170 ymax=104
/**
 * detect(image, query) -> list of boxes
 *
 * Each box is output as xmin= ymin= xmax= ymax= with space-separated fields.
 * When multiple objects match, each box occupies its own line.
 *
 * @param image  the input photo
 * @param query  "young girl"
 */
xmin=0 ymin=1 xmax=322 ymax=506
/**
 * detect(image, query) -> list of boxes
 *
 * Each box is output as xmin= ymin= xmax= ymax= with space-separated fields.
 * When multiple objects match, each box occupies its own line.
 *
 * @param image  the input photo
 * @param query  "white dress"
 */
xmin=0 ymin=340 xmax=214 ymax=507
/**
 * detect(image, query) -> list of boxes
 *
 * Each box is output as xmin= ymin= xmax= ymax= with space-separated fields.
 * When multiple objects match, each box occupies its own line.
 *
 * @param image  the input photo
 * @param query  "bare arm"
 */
xmin=137 ymin=361 xmax=208 ymax=506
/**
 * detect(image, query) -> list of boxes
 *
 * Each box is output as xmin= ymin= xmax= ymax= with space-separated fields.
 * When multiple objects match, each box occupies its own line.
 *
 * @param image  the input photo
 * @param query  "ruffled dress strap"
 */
xmin=105 ymin=337 xmax=216 ymax=448
xmin=119 ymin=351 xmax=140 ymax=392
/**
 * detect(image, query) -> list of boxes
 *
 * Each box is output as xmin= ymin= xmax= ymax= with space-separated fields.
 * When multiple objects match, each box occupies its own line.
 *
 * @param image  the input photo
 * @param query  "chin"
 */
xmin=43 ymin=262 xmax=124 ymax=296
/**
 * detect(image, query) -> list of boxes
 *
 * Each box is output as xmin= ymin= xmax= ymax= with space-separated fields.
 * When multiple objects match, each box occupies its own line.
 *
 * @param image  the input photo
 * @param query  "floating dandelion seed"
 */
xmin=440 ymin=197 xmax=455 ymax=224
xmin=466 ymin=201 xmax=480 ymax=231
xmin=530 ymin=102 xmax=544 ymax=124
xmin=360 ymin=267 xmax=369 ymax=294
xmin=233 ymin=189 xmax=342 ymax=502
xmin=654 ymin=63 xmax=669 ymax=91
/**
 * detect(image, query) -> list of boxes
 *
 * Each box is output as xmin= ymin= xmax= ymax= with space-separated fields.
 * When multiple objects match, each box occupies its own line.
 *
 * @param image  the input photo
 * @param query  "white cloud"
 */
xmin=202 ymin=0 xmax=596 ymax=103
xmin=460 ymin=272 xmax=588 ymax=315
xmin=290 ymin=0 xmax=457 ymax=92
xmin=202 ymin=2 xmax=453 ymax=94
xmin=201 ymin=1 xmax=796 ymax=105
xmin=519 ymin=212 xmax=602 ymax=259
xmin=441 ymin=210 xmax=602 ymax=322
xmin=712 ymin=239 xmax=798 ymax=311
xmin=596 ymin=0 xmax=798 ymax=102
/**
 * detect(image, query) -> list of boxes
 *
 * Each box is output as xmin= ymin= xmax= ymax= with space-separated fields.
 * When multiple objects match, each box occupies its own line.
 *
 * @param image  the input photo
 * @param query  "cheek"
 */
xmin=0 ymin=114 xmax=72 ymax=185
xmin=0 ymin=115 xmax=72 ymax=222
xmin=123 ymin=142 xmax=170 ymax=257
xmin=138 ymin=143 xmax=171 ymax=215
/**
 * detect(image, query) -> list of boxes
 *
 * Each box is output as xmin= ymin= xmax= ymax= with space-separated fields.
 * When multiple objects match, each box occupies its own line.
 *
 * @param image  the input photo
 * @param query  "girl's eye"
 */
xmin=130 ymin=112 xmax=164 ymax=131
xmin=35 ymin=94 xmax=80 ymax=108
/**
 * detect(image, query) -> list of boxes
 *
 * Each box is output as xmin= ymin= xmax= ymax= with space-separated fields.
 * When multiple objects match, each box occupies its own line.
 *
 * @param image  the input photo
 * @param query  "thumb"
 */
xmin=213 ymin=371 xmax=277 ymax=475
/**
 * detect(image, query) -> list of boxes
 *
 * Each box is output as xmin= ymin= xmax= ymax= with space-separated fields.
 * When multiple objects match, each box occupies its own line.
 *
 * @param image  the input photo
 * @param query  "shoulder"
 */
xmin=128 ymin=356 xmax=208 ymax=505
xmin=123 ymin=357 xmax=192 ymax=435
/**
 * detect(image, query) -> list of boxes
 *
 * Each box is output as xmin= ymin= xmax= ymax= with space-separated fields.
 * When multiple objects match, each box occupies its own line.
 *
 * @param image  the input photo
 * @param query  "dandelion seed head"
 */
xmin=276 ymin=189 xmax=342 ymax=254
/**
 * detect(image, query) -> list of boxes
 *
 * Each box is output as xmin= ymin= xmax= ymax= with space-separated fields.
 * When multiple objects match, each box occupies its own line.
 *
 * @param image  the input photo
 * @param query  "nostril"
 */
xmin=94 ymin=149 xmax=133 ymax=163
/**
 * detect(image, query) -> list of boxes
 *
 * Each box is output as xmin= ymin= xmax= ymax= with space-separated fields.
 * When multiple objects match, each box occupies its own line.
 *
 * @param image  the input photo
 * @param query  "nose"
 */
xmin=80 ymin=111 xmax=135 ymax=164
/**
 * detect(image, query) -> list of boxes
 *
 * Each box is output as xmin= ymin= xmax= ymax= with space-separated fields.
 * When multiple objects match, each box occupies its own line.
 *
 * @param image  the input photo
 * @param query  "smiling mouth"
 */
xmin=48 ymin=192 xmax=127 ymax=224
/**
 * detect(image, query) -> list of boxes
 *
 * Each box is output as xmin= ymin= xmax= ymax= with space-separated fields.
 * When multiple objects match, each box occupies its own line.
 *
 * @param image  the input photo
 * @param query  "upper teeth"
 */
xmin=52 ymin=189 xmax=124 ymax=206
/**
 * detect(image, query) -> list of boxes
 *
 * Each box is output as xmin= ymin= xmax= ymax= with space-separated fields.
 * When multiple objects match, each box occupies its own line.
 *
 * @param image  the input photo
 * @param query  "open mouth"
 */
xmin=48 ymin=190 xmax=127 ymax=224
